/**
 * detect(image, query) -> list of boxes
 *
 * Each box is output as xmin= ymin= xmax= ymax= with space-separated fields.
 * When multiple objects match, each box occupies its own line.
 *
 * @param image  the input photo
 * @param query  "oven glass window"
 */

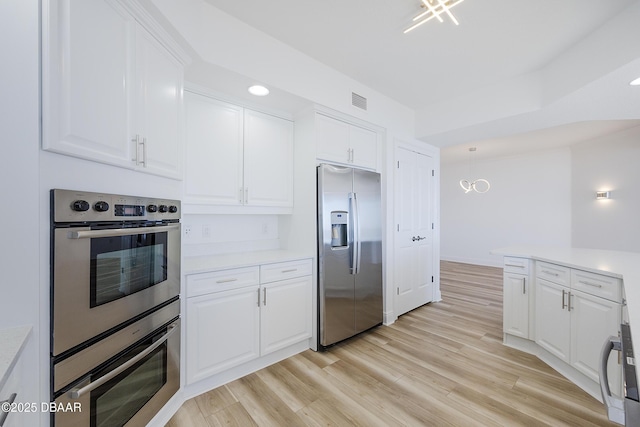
xmin=91 ymin=334 xmax=167 ymax=427
xmin=90 ymin=231 xmax=168 ymax=307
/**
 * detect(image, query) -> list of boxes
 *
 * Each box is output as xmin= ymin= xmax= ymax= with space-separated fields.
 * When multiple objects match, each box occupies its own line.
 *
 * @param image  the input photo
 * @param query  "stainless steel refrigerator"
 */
xmin=317 ymin=164 xmax=383 ymax=348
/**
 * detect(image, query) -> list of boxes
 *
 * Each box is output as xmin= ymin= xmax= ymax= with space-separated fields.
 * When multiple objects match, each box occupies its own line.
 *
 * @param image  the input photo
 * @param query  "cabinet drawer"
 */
xmin=187 ymin=266 xmax=260 ymax=298
xmin=536 ymin=261 xmax=570 ymax=287
xmin=260 ymin=259 xmax=313 ymax=283
xmin=504 ymin=257 xmax=530 ymax=274
xmin=571 ymin=269 xmax=622 ymax=302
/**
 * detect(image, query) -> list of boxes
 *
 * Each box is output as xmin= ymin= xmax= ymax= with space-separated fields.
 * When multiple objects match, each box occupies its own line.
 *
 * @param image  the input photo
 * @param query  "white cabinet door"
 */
xmin=185 ymin=285 xmax=260 ymax=384
xmin=570 ymin=290 xmax=621 ymax=393
xmin=43 ymin=0 xmax=133 ymax=167
xmin=133 ymin=24 xmax=183 ymax=179
xmin=184 ymin=92 xmax=244 ymax=205
xmin=503 ymin=273 xmax=529 ymax=339
xmin=316 ymin=113 xmax=350 ymax=164
xmin=395 ymin=147 xmax=434 ymax=316
xmin=535 ymin=279 xmax=571 ymax=363
xmin=349 ymin=125 xmax=378 ymax=170
xmin=243 ymin=110 xmax=294 ymax=207
xmin=260 ymin=276 xmax=312 ymax=355
xmin=316 ymin=113 xmax=379 ymax=170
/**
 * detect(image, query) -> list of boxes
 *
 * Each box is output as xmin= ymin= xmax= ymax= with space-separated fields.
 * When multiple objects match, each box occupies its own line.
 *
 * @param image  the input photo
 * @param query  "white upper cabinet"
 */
xmin=316 ymin=113 xmax=379 ymax=171
xmin=183 ymin=90 xmax=294 ymax=213
xmin=243 ymin=109 xmax=294 ymax=208
xmin=42 ymin=0 xmax=188 ymax=179
xmin=184 ymin=92 xmax=244 ymax=206
xmin=133 ymin=24 xmax=184 ymax=178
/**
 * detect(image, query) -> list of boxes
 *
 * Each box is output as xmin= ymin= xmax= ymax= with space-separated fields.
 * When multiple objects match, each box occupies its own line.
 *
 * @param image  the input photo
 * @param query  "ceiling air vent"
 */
xmin=351 ymin=92 xmax=367 ymax=111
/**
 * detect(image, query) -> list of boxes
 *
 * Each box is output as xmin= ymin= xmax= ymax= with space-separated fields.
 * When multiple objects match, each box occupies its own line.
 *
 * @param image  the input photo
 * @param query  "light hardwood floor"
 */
xmin=167 ymin=261 xmax=617 ymax=426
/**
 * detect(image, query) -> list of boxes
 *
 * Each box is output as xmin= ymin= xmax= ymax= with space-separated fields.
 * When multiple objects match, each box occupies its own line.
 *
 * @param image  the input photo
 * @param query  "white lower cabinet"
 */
xmin=532 ymin=261 xmax=623 ymax=397
xmin=503 ymin=272 xmax=531 ymax=339
xmin=502 ymin=257 xmax=531 ymax=340
xmin=186 ymin=284 xmax=260 ymax=383
xmin=260 ymin=276 xmax=312 ymax=355
xmin=535 ymin=278 xmax=571 ymax=361
xmin=185 ymin=259 xmax=312 ymax=385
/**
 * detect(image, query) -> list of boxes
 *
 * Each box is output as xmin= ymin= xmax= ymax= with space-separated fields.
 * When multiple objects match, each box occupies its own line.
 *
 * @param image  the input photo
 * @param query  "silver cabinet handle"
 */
xmin=245 ymin=188 xmax=249 ymax=204
xmin=282 ymin=269 xmax=297 ymax=273
xmin=562 ymin=289 xmax=567 ymax=309
xmin=579 ymin=280 xmax=603 ymax=288
xmin=132 ymin=134 xmax=141 ymax=164
xmin=216 ymin=278 xmax=238 ymax=284
xmin=257 ymin=288 xmax=260 ymax=306
xmin=140 ymin=137 xmax=147 ymax=167
xmin=263 ymin=288 xmax=267 ymax=306
xmin=68 ymin=223 xmax=179 ymax=239
xmin=0 ymin=393 xmax=17 ymax=427
xmin=522 ymin=278 xmax=526 ymax=294
xmin=68 ymin=322 xmax=178 ymax=399
xmin=568 ymin=292 xmax=572 ymax=312
xmin=505 ymin=264 xmax=525 ymax=268
xmin=239 ymin=187 xmax=244 ymax=204
xmin=542 ymin=269 xmax=560 ymax=277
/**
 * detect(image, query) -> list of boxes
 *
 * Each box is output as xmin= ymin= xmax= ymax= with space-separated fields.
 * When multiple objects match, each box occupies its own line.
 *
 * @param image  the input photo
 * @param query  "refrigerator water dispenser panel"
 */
xmin=331 ymin=211 xmax=348 ymax=248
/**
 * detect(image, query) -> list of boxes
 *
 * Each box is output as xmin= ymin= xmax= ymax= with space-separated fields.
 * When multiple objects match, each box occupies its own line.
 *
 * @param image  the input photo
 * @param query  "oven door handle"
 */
xmin=68 ymin=223 xmax=180 ymax=239
xmin=67 ymin=322 xmax=178 ymax=399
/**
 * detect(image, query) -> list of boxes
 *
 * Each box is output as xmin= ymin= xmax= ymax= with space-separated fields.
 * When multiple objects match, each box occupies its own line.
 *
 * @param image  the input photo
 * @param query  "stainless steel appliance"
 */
xmin=317 ymin=164 xmax=383 ymax=348
xmin=50 ymin=189 xmax=181 ymax=427
xmin=600 ymin=324 xmax=640 ymax=426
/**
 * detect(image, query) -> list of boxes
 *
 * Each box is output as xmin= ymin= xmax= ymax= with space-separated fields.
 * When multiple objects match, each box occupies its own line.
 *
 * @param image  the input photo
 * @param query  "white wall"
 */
xmin=441 ymin=148 xmax=572 ymax=266
xmin=0 ymin=0 xmax=42 ymax=425
xmin=571 ymin=125 xmax=640 ymax=252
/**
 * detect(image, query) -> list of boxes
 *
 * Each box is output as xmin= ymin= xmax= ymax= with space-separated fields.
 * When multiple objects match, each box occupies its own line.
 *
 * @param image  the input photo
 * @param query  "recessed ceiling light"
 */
xmin=630 ymin=77 xmax=640 ymax=86
xmin=248 ymin=85 xmax=269 ymax=96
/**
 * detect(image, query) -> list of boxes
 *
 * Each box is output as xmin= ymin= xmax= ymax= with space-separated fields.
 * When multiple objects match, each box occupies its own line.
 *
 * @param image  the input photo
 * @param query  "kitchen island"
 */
xmin=492 ymin=246 xmax=640 ymax=423
xmin=492 ymin=246 xmax=640 ymax=344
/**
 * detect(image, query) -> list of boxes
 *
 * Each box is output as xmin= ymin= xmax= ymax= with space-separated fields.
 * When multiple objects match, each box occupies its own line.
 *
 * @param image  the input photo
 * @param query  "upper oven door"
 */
xmin=52 ymin=223 xmax=180 ymax=356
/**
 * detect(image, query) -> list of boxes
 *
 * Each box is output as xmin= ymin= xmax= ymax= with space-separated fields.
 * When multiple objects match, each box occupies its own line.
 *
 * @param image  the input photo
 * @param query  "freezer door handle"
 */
xmin=350 ymin=192 xmax=361 ymax=275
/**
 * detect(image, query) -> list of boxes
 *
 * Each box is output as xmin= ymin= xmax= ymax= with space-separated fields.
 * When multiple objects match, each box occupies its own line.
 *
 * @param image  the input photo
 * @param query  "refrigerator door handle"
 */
xmin=351 ymin=192 xmax=361 ymax=275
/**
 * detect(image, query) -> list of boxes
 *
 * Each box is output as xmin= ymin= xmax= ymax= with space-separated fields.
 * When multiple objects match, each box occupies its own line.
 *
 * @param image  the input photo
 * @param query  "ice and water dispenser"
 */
xmin=331 ymin=211 xmax=348 ymax=248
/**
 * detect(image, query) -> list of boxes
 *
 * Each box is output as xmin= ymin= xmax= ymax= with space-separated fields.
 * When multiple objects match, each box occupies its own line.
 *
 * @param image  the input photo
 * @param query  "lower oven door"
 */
xmin=52 ymin=223 xmax=180 ymax=356
xmin=54 ymin=319 xmax=180 ymax=427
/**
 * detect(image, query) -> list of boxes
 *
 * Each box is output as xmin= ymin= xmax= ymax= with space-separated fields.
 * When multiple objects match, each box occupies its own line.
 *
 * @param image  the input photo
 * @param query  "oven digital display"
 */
xmin=114 ymin=204 xmax=145 ymax=217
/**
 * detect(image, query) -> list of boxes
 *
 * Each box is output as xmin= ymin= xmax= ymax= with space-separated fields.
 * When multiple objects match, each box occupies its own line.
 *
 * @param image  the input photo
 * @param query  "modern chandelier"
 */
xmin=404 ymin=0 xmax=465 ymax=33
xmin=459 ymin=147 xmax=490 ymax=194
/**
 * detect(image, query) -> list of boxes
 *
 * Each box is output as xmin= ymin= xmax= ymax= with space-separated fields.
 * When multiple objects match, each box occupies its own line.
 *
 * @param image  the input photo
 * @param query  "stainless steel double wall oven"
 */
xmin=50 ymin=189 xmax=181 ymax=427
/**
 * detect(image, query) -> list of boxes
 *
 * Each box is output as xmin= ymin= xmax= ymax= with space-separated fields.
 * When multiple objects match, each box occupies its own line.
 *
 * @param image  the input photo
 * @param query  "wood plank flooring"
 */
xmin=167 ymin=261 xmax=617 ymax=426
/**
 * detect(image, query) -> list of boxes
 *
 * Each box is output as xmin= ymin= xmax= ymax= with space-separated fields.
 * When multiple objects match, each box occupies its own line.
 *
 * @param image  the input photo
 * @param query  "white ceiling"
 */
xmin=201 ymin=0 xmax=636 ymax=109
xmin=167 ymin=0 xmax=640 ymax=157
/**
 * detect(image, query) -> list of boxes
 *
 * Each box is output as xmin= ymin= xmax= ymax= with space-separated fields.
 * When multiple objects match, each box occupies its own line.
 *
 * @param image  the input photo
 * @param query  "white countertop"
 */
xmin=492 ymin=246 xmax=640 ymax=351
xmin=0 ymin=325 xmax=31 ymax=390
xmin=183 ymin=249 xmax=315 ymax=274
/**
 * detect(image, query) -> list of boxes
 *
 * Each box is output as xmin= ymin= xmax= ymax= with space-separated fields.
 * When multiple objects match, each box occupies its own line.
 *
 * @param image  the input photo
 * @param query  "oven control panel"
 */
xmin=52 ymin=189 xmax=181 ymax=223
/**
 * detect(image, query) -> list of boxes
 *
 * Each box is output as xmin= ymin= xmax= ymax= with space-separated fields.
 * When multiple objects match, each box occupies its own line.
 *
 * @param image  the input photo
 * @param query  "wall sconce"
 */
xmin=596 ymin=191 xmax=611 ymax=200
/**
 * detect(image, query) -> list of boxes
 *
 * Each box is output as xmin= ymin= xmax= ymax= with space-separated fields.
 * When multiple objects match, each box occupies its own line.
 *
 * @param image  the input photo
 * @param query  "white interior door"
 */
xmin=395 ymin=147 xmax=434 ymax=316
